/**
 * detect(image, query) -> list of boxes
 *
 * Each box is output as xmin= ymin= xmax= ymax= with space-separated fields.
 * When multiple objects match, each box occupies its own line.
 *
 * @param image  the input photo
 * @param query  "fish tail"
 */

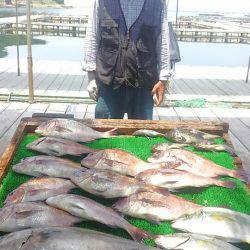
xmin=217 ymin=180 xmax=236 ymax=189
xmin=224 ymin=146 xmax=237 ymax=156
xmin=232 ymin=169 xmax=249 ymax=183
xmin=102 ymin=128 xmax=117 ymax=138
xmin=145 ymin=185 xmax=170 ymax=197
xmin=128 ymin=226 xmax=153 ymax=242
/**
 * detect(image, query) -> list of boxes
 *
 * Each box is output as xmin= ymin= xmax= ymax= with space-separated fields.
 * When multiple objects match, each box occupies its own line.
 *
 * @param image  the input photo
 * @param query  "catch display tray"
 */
xmin=0 ymin=117 xmax=249 ymax=248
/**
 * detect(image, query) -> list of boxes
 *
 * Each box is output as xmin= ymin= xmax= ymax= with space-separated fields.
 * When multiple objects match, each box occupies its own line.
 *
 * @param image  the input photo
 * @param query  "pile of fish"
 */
xmin=0 ymin=118 xmax=249 ymax=249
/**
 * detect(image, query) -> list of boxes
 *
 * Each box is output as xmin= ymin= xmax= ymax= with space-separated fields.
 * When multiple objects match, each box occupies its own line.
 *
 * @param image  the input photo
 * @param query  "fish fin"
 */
xmin=4 ymin=188 xmax=25 ymax=205
xmin=128 ymin=226 xmax=153 ymax=242
xmin=232 ymin=169 xmax=249 ymax=183
xmin=28 ymin=188 xmax=52 ymax=196
xmin=219 ymin=180 xmax=236 ymax=189
xmin=45 ymin=148 xmax=62 ymax=157
xmin=54 ymin=126 xmax=73 ymax=134
xmin=102 ymin=128 xmax=117 ymax=138
xmin=145 ymin=185 xmax=170 ymax=197
xmin=143 ymin=214 xmax=161 ymax=225
xmin=224 ymin=146 xmax=237 ymax=156
xmin=161 ymin=180 xmax=179 ymax=185
xmin=14 ymin=210 xmax=41 ymax=219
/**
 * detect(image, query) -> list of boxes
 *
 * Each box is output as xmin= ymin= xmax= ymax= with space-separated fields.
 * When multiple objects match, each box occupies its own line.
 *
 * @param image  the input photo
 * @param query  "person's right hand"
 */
xmin=87 ymin=71 xmax=99 ymax=102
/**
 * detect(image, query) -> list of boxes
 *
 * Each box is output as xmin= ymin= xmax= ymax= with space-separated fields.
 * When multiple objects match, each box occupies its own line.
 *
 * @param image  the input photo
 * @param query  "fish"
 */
xmin=0 ymin=202 xmax=82 ymax=232
xmin=4 ymin=177 xmax=76 ymax=206
xmin=12 ymin=156 xmax=82 ymax=179
xmin=0 ymin=227 xmax=158 ymax=250
xmin=26 ymin=137 xmax=97 ymax=157
xmin=132 ymin=129 xmax=165 ymax=138
xmin=81 ymin=149 xmax=163 ymax=177
xmin=165 ymin=128 xmax=220 ymax=144
xmin=194 ymin=140 xmax=237 ymax=156
xmin=35 ymin=118 xmax=117 ymax=142
xmin=152 ymin=142 xmax=189 ymax=152
xmin=136 ymin=169 xmax=236 ymax=190
xmin=113 ymin=192 xmax=203 ymax=223
xmin=70 ymin=168 xmax=165 ymax=199
xmin=172 ymin=207 xmax=250 ymax=243
xmin=147 ymin=149 xmax=249 ymax=183
xmin=46 ymin=194 xmax=152 ymax=242
xmin=155 ymin=233 xmax=241 ymax=250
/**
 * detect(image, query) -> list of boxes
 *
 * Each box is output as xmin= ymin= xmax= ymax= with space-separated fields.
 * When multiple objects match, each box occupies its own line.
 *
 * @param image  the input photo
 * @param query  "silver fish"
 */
xmin=35 ymin=118 xmax=117 ymax=142
xmin=12 ymin=156 xmax=82 ymax=179
xmin=132 ymin=129 xmax=165 ymax=138
xmin=172 ymin=207 xmax=250 ymax=243
xmin=113 ymin=192 xmax=203 ymax=223
xmin=81 ymin=149 xmax=163 ymax=177
xmin=26 ymin=137 xmax=97 ymax=156
xmin=165 ymin=128 xmax=220 ymax=144
xmin=151 ymin=142 xmax=189 ymax=152
xmin=70 ymin=168 xmax=163 ymax=199
xmin=155 ymin=233 xmax=240 ymax=250
xmin=0 ymin=202 xmax=82 ymax=232
xmin=46 ymin=194 xmax=151 ymax=242
xmin=4 ymin=178 xmax=75 ymax=206
xmin=194 ymin=140 xmax=237 ymax=156
xmin=0 ymin=227 xmax=158 ymax=250
xmin=136 ymin=169 xmax=236 ymax=190
xmin=147 ymin=149 xmax=249 ymax=183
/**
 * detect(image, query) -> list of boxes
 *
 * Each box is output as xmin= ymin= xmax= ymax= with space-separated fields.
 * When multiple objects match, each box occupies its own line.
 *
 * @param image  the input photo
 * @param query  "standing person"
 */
xmin=83 ymin=0 xmax=171 ymax=120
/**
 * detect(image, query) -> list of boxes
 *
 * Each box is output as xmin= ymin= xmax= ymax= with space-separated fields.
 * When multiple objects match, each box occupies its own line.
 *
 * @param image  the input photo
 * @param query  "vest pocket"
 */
xmin=136 ymin=25 xmax=158 ymax=89
xmin=99 ymin=19 xmax=119 ymax=66
xmin=136 ymin=24 xmax=157 ymax=68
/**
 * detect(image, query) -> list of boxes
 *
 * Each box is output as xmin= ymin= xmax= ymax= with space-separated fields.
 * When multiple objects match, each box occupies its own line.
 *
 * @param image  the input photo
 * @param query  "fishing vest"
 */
xmin=96 ymin=0 xmax=163 ymax=90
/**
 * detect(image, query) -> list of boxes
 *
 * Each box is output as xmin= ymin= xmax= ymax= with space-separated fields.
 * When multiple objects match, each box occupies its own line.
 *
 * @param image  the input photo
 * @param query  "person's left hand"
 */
xmin=151 ymin=80 xmax=166 ymax=106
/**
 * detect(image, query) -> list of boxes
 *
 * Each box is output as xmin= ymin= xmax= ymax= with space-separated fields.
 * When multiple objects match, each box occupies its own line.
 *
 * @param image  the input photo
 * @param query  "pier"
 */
xmin=0 ymin=15 xmax=249 ymax=43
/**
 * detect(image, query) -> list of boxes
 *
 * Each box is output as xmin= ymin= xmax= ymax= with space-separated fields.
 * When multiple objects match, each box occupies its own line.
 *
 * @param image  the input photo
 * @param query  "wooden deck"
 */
xmin=0 ymin=101 xmax=249 ymax=173
xmin=0 ymin=59 xmax=249 ymax=103
xmin=0 ymin=59 xmax=249 ymax=172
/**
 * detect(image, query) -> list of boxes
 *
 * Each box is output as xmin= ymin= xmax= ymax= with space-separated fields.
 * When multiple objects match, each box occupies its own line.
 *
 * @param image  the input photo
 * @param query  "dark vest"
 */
xmin=96 ymin=0 xmax=163 ymax=90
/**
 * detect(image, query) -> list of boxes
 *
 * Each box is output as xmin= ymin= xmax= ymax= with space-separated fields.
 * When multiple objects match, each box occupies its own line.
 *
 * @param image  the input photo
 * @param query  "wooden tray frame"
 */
xmin=0 ymin=117 xmax=242 ymax=183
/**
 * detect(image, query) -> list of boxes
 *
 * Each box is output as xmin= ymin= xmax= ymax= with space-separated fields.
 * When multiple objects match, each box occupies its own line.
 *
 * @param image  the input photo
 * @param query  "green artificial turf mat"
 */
xmin=0 ymin=134 xmax=249 ymax=248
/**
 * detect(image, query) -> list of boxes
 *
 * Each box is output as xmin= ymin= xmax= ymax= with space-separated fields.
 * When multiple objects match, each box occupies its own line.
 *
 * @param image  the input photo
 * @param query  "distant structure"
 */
xmin=4 ymin=0 xmax=12 ymax=5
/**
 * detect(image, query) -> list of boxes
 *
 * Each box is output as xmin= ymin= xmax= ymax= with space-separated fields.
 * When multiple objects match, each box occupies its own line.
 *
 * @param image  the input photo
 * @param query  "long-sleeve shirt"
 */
xmin=83 ymin=0 xmax=171 ymax=81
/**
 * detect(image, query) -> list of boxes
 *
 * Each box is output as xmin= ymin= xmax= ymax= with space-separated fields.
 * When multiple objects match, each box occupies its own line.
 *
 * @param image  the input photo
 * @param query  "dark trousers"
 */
xmin=95 ymin=84 xmax=154 ymax=120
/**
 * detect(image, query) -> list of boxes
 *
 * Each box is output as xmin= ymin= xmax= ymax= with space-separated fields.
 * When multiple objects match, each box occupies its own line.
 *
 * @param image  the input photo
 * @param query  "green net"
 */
xmin=0 ymin=134 xmax=249 ymax=248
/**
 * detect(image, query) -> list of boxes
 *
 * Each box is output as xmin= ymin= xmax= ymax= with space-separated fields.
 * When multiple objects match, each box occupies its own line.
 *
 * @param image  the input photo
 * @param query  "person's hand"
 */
xmin=87 ymin=71 xmax=99 ymax=102
xmin=152 ymin=80 xmax=166 ymax=106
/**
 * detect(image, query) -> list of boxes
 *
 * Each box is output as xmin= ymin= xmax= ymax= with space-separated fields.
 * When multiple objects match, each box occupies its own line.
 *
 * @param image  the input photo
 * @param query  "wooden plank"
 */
xmin=65 ymin=103 xmax=88 ymax=119
xmin=85 ymin=104 xmax=95 ymax=118
xmin=156 ymin=107 xmax=180 ymax=121
xmin=173 ymin=78 xmax=195 ymax=94
xmin=0 ymin=102 xmax=30 ymax=138
xmin=44 ymin=64 xmax=70 ymax=92
xmin=80 ymin=74 xmax=88 ymax=92
xmin=181 ymin=79 xmax=205 ymax=95
xmin=0 ymin=102 xmax=11 ymax=113
xmin=33 ymin=61 xmax=68 ymax=94
xmin=193 ymin=107 xmax=219 ymax=122
xmin=69 ymin=75 xmax=85 ymax=92
xmin=211 ymin=108 xmax=250 ymax=151
xmin=45 ymin=103 xmax=69 ymax=114
xmin=174 ymin=107 xmax=200 ymax=121
xmin=0 ymin=119 xmax=27 ymax=182
xmin=0 ymin=103 xmax=49 ymax=158
xmin=240 ymin=118 xmax=250 ymax=128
